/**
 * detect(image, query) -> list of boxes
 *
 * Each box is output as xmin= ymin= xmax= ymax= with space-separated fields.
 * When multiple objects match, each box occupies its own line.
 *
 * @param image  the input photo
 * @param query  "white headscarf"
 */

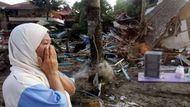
xmin=8 ymin=23 xmax=49 ymax=87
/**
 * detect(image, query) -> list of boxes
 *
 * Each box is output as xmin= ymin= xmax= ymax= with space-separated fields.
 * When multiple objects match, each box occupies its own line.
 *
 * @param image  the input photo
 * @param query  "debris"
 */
xmin=93 ymin=73 xmax=99 ymax=87
xmin=119 ymin=96 xmax=127 ymax=101
xmin=115 ymin=59 xmax=130 ymax=80
xmin=145 ymin=0 xmax=186 ymax=47
xmin=136 ymin=61 xmax=144 ymax=68
xmin=175 ymin=66 xmax=185 ymax=79
xmin=109 ymin=95 xmax=115 ymax=101
xmin=113 ymin=21 xmax=128 ymax=30
xmin=105 ymin=101 xmax=141 ymax=107
xmin=97 ymin=60 xmax=115 ymax=82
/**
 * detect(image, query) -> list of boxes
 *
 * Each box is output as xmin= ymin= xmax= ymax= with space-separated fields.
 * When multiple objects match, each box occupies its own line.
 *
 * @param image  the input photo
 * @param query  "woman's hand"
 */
xmin=38 ymin=45 xmax=58 ymax=77
xmin=37 ymin=45 xmax=76 ymax=95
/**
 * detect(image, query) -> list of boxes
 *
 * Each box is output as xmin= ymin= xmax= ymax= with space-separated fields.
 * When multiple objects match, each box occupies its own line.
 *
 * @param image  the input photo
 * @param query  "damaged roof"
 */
xmin=0 ymin=1 xmax=10 ymax=8
xmin=6 ymin=2 xmax=37 ymax=10
xmin=144 ymin=0 xmax=187 ymax=48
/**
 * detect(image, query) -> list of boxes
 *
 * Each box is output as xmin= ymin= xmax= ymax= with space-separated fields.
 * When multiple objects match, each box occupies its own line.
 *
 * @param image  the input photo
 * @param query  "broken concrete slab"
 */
xmin=160 ymin=31 xmax=190 ymax=49
xmin=145 ymin=0 xmax=187 ymax=48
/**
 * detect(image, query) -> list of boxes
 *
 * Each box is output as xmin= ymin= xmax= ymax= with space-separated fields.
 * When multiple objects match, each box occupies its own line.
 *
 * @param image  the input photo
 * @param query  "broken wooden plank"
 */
xmin=113 ymin=21 xmax=128 ymax=30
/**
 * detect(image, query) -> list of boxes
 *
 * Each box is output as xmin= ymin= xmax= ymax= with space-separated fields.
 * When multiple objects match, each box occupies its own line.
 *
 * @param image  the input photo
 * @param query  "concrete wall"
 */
xmin=179 ymin=1 xmax=190 ymax=36
xmin=160 ymin=1 xmax=190 ymax=49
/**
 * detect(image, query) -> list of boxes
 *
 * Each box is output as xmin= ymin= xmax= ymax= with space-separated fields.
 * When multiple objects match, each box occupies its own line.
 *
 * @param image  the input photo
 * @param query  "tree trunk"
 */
xmin=87 ymin=0 xmax=103 ymax=65
xmin=140 ymin=0 xmax=146 ymax=24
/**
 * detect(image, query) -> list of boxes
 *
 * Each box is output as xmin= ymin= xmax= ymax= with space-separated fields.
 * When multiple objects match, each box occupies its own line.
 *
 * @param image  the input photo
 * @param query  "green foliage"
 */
xmin=101 ymin=0 xmax=114 ymax=32
xmin=70 ymin=0 xmax=114 ymax=38
xmin=72 ymin=0 xmax=87 ymax=33
xmin=51 ymin=0 xmax=65 ymax=10
xmin=101 ymin=0 xmax=113 ymax=15
xmin=30 ymin=0 xmax=49 ymax=11
xmin=69 ymin=23 xmax=83 ymax=40
xmin=30 ymin=0 xmax=66 ymax=12
xmin=114 ymin=0 xmax=142 ymax=18
xmin=72 ymin=0 xmax=86 ymax=12
xmin=68 ymin=0 xmax=87 ymax=40
xmin=126 ymin=0 xmax=142 ymax=17
xmin=114 ymin=0 xmax=127 ymax=14
xmin=31 ymin=0 xmax=67 ymax=20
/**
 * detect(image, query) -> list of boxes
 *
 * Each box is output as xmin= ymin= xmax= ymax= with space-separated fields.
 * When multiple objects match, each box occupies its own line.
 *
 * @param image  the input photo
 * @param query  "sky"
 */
xmin=0 ymin=0 xmax=116 ymax=7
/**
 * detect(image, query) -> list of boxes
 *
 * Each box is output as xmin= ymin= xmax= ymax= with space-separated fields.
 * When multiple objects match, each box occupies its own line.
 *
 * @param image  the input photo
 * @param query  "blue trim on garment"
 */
xmin=18 ymin=84 xmax=68 ymax=107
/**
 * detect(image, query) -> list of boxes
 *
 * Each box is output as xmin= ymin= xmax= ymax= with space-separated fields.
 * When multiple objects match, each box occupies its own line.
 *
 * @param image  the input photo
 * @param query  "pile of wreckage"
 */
xmin=0 ymin=30 xmax=10 ymax=71
xmin=57 ymin=0 xmax=189 ymax=74
xmin=55 ymin=0 xmax=190 ymax=106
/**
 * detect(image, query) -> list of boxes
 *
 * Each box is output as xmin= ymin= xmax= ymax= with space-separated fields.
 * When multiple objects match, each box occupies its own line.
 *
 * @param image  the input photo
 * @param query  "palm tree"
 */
xmin=87 ymin=0 xmax=103 ymax=65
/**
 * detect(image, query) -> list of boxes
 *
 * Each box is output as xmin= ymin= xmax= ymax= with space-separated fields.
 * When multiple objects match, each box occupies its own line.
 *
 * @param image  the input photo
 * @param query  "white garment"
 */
xmin=3 ymin=23 xmax=72 ymax=107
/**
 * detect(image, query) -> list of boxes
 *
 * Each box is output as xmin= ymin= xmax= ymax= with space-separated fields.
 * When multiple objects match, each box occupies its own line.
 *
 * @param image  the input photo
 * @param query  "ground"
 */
xmin=71 ymin=67 xmax=190 ymax=107
xmin=0 ymin=66 xmax=190 ymax=107
xmin=102 ymin=67 xmax=190 ymax=107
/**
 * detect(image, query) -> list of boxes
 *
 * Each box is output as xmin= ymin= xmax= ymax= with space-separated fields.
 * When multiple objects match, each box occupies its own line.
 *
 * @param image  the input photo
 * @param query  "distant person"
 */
xmin=2 ymin=23 xmax=75 ymax=107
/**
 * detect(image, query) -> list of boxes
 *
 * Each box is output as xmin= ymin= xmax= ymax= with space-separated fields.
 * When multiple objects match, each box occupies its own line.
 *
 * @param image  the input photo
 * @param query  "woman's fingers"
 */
xmin=37 ymin=56 xmax=42 ymax=67
xmin=44 ymin=46 xmax=49 ymax=61
xmin=39 ymin=45 xmax=58 ymax=75
xmin=50 ymin=45 xmax=57 ymax=59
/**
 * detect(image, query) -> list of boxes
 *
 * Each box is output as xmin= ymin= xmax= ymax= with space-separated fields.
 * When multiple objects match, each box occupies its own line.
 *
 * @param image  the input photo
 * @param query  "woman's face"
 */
xmin=36 ymin=33 xmax=51 ymax=59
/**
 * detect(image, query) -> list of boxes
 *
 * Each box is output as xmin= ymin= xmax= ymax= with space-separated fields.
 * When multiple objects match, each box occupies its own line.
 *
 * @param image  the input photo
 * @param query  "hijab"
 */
xmin=8 ymin=23 xmax=49 ymax=87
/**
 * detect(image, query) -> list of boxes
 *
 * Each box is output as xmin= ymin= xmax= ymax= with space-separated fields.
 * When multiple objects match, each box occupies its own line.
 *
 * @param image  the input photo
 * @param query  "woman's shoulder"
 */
xmin=4 ymin=71 xmax=47 ymax=90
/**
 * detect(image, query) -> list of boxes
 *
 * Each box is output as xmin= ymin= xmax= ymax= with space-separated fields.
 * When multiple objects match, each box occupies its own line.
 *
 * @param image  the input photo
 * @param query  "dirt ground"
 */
xmin=72 ymin=66 xmax=190 ymax=107
xmin=1 ymin=66 xmax=190 ymax=107
xmin=105 ymin=68 xmax=190 ymax=107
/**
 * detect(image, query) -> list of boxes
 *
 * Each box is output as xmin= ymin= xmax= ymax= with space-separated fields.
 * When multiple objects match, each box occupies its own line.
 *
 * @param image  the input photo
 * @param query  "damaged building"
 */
xmin=160 ymin=0 xmax=190 ymax=49
xmin=112 ymin=0 xmax=190 ymax=60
